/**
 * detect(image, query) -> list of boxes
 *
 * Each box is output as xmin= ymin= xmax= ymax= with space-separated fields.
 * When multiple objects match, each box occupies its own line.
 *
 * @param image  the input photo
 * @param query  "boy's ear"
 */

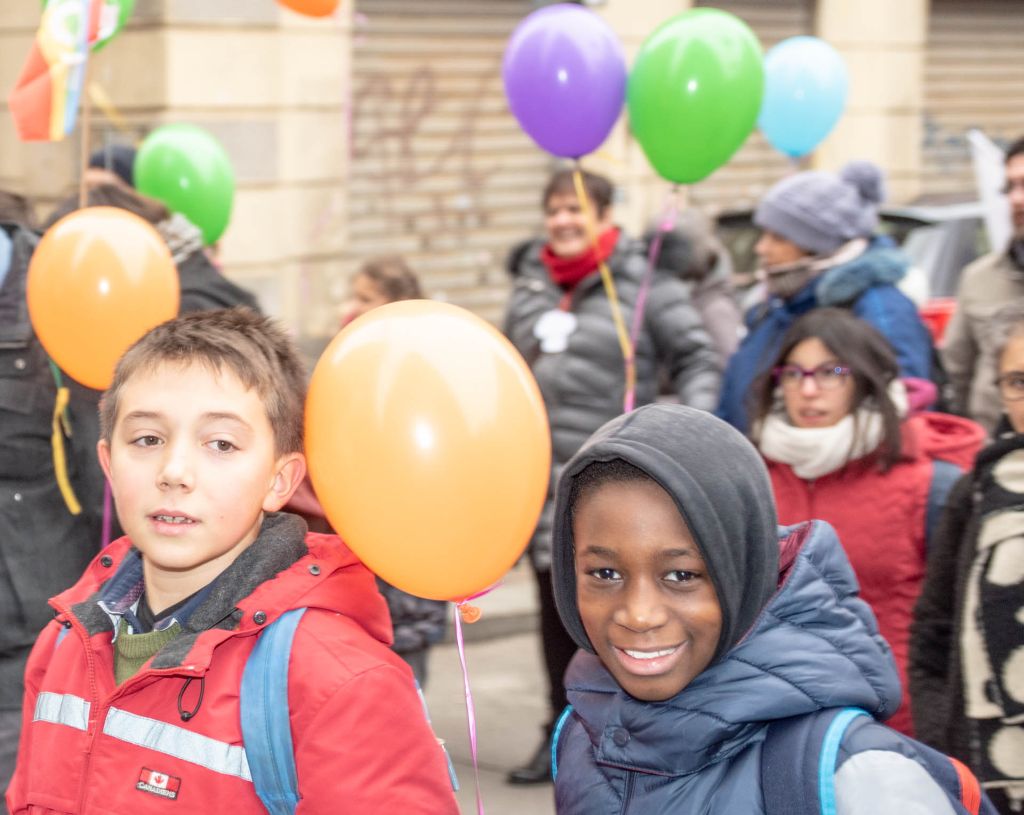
xmin=97 ymin=439 xmax=112 ymax=483
xmin=263 ymin=452 xmax=307 ymax=512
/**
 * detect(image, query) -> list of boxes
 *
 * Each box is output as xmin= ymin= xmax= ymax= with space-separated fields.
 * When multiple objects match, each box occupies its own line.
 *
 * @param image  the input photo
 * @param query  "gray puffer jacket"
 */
xmin=503 ymin=235 xmax=720 ymax=569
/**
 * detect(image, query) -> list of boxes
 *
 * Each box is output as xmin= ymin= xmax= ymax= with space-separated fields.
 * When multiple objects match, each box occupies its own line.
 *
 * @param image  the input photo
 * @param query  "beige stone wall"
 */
xmin=0 ymin=0 xmax=353 ymax=347
xmin=0 ymin=0 xmax=1001 ymax=339
xmin=814 ymin=0 xmax=929 ymax=202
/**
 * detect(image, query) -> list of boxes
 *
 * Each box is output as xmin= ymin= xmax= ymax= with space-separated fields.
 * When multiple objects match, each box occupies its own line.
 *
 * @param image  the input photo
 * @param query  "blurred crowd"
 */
xmin=2 ymin=137 xmax=1023 ymax=813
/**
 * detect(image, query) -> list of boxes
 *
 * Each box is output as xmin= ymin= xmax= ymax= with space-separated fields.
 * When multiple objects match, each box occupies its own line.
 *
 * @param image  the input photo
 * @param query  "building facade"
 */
xmin=1 ymin=0 xmax=1022 ymax=349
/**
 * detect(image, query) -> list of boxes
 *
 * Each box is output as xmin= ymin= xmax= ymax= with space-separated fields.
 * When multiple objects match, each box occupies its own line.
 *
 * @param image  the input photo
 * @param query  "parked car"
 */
xmin=715 ymin=199 xmax=989 ymax=343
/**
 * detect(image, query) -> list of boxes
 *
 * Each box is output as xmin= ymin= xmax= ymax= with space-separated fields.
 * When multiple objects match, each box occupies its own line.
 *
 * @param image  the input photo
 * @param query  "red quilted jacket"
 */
xmin=6 ymin=523 xmax=459 ymax=815
xmin=766 ymin=413 xmax=985 ymax=736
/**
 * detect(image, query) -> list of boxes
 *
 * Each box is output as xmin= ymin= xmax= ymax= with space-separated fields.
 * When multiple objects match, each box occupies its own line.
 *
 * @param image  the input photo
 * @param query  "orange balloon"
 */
xmin=27 ymin=207 xmax=180 ymax=390
xmin=306 ymin=301 xmax=551 ymax=601
xmin=277 ymin=0 xmax=339 ymax=17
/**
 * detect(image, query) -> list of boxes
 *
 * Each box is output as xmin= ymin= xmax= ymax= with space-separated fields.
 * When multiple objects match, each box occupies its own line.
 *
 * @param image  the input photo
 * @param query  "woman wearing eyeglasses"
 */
xmin=911 ymin=301 xmax=1024 ymax=815
xmin=750 ymin=308 xmax=985 ymax=736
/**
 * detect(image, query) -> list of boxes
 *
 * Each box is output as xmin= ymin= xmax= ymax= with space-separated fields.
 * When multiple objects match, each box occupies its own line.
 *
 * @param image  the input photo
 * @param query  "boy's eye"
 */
xmin=131 ymin=435 xmax=162 ymax=447
xmin=665 ymin=570 xmax=698 ymax=583
xmin=207 ymin=439 xmax=237 ymax=453
xmin=588 ymin=567 xmax=620 ymax=581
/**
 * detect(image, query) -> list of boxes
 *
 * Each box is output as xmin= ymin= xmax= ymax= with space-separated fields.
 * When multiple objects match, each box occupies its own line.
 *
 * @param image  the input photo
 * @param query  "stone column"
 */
xmin=814 ymin=0 xmax=929 ymax=202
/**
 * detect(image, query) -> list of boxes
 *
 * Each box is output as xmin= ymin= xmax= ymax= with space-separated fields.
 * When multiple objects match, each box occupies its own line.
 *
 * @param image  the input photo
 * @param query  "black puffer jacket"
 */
xmin=0 ymin=223 xmax=107 ymax=710
xmin=503 ymin=233 xmax=720 ymax=568
xmin=0 ymin=218 xmax=261 ymax=712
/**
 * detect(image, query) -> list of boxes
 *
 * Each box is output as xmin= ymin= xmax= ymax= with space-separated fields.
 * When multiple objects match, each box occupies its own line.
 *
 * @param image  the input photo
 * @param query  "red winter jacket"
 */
xmin=765 ymin=413 xmax=984 ymax=737
xmin=7 ymin=513 xmax=459 ymax=815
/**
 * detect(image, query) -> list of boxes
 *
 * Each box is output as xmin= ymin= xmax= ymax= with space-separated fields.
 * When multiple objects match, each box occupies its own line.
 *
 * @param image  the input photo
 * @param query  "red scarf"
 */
xmin=540 ymin=227 xmax=620 ymax=290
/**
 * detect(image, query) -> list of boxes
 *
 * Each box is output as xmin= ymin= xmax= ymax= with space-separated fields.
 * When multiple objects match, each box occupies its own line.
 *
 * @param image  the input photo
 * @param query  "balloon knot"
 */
xmin=458 ymin=604 xmax=482 ymax=625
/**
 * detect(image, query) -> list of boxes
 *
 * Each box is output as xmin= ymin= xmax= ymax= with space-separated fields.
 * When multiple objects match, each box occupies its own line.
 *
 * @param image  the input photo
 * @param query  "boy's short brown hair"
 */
xmin=99 ymin=307 xmax=307 ymax=455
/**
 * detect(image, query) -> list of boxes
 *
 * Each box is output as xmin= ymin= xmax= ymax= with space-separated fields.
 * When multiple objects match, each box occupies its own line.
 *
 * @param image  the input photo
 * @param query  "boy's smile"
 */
xmin=573 ymin=478 xmax=722 ymax=702
xmin=98 ymin=361 xmax=304 ymax=611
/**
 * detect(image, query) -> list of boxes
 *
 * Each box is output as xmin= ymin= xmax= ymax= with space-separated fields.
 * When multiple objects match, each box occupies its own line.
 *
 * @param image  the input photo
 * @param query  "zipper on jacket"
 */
xmin=53 ymin=605 xmax=103 ymax=815
xmin=50 ymin=600 xmax=202 ymax=812
xmin=620 ymin=770 xmax=636 ymax=815
xmin=77 ymin=657 xmax=205 ymax=809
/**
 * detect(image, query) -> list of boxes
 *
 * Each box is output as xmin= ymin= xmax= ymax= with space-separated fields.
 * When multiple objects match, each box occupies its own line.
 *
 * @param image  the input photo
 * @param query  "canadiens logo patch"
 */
xmin=136 ymin=767 xmax=181 ymax=800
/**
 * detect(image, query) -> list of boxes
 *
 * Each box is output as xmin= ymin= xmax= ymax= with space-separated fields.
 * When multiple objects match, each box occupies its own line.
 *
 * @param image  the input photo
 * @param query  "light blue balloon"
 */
xmin=758 ymin=36 xmax=848 ymax=158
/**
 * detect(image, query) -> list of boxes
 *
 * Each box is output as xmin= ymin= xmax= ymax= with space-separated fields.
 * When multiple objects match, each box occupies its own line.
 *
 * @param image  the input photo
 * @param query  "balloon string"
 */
xmin=49 ymin=385 xmax=82 ymax=516
xmin=101 ymin=480 xmax=113 ymax=549
xmin=571 ymin=166 xmax=635 ymax=412
xmin=626 ymin=186 xmax=681 ymax=412
xmin=46 ymin=361 xmax=81 ymax=515
xmin=454 ymin=603 xmax=486 ymax=815
xmin=87 ymin=82 xmax=136 ymax=139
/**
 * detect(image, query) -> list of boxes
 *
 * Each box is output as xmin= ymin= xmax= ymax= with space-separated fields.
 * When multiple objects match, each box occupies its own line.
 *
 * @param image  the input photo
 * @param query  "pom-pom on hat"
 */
xmin=754 ymin=160 xmax=886 ymax=256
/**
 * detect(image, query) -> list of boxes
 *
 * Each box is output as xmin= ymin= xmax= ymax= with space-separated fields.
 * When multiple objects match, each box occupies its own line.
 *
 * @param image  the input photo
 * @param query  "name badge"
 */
xmin=533 ymin=309 xmax=578 ymax=354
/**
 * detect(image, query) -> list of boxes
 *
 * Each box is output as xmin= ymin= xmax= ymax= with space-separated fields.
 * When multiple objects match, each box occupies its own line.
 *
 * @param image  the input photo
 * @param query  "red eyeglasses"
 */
xmin=773 ymin=363 xmax=852 ymax=390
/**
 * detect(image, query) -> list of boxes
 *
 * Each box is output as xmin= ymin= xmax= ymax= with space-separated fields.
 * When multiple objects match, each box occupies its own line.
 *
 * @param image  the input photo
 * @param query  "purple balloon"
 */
xmin=502 ymin=4 xmax=626 ymax=159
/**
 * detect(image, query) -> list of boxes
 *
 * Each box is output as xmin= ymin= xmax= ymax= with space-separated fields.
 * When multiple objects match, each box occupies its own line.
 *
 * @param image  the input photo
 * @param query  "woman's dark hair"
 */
xmin=357 ymin=255 xmax=424 ymax=302
xmin=750 ymin=308 xmax=903 ymax=470
xmin=0 ymin=190 xmax=36 ymax=229
xmin=542 ymin=169 xmax=613 ymax=216
xmin=43 ymin=182 xmax=170 ymax=230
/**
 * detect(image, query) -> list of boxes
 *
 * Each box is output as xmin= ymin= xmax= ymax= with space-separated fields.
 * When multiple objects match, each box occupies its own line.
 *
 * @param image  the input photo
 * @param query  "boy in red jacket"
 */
xmin=7 ymin=308 xmax=458 ymax=815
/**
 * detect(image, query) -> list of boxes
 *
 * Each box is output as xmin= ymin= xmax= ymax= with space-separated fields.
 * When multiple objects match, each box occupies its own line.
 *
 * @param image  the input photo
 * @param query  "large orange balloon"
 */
xmin=306 ymin=301 xmax=551 ymax=601
xmin=277 ymin=0 xmax=339 ymax=17
xmin=27 ymin=207 xmax=179 ymax=390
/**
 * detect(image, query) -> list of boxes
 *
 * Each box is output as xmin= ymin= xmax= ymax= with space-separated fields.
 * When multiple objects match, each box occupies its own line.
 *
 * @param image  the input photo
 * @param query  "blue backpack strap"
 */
xmin=761 ymin=707 xmax=869 ymax=815
xmin=818 ymin=708 xmax=870 ymax=815
xmin=926 ymin=460 xmax=962 ymax=548
xmin=828 ymin=712 xmax=996 ymax=815
xmin=550 ymin=704 xmax=574 ymax=782
xmin=240 ymin=607 xmax=307 ymax=815
xmin=414 ymin=679 xmax=459 ymax=792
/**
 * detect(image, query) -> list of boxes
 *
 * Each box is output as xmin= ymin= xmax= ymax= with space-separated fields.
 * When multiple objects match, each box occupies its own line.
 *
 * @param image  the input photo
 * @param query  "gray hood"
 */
xmin=551 ymin=404 xmax=778 ymax=662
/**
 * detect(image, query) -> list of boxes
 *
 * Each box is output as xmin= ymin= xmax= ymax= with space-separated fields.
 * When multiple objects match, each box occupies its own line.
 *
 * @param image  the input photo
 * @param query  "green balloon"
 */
xmin=135 ymin=123 xmax=235 ymax=246
xmin=92 ymin=0 xmax=136 ymax=52
xmin=627 ymin=9 xmax=764 ymax=185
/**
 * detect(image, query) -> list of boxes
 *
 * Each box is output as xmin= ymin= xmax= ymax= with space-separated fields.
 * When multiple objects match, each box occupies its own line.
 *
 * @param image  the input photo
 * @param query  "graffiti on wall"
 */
xmin=349 ymin=55 xmax=503 ymax=259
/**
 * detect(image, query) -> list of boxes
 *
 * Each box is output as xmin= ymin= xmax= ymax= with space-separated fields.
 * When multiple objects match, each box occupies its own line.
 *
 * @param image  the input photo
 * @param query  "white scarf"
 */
xmin=756 ymin=380 xmax=908 ymax=480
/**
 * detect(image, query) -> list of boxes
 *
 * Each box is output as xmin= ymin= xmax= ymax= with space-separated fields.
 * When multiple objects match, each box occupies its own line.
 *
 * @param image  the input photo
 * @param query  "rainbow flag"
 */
xmin=8 ymin=0 xmax=106 ymax=142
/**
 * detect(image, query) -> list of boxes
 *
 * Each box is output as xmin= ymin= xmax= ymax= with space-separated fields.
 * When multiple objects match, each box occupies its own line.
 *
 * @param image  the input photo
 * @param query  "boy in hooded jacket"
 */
xmin=550 ymin=403 xmax=992 ymax=814
xmin=7 ymin=308 xmax=458 ymax=815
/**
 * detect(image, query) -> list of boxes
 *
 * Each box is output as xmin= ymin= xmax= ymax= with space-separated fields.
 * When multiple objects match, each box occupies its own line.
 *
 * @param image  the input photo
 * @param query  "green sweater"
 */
xmin=113 ymin=617 xmax=182 ymax=685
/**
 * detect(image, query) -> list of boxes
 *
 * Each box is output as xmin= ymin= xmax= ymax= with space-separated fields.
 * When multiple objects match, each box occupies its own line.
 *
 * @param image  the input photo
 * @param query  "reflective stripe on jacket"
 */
xmin=7 ymin=514 xmax=459 ymax=815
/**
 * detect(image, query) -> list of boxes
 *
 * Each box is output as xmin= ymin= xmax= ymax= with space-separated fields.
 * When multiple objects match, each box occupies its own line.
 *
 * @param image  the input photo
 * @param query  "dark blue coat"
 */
xmin=555 ymin=522 xmax=967 ymax=814
xmin=717 ymin=245 xmax=933 ymax=433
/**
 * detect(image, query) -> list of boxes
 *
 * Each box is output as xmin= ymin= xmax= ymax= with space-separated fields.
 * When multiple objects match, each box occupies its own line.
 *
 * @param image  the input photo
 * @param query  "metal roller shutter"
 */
xmin=347 ymin=0 xmax=547 ymax=323
xmin=922 ymin=0 xmax=1024 ymax=198
xmin=692 ymin=0 xmax=813 ymax=214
